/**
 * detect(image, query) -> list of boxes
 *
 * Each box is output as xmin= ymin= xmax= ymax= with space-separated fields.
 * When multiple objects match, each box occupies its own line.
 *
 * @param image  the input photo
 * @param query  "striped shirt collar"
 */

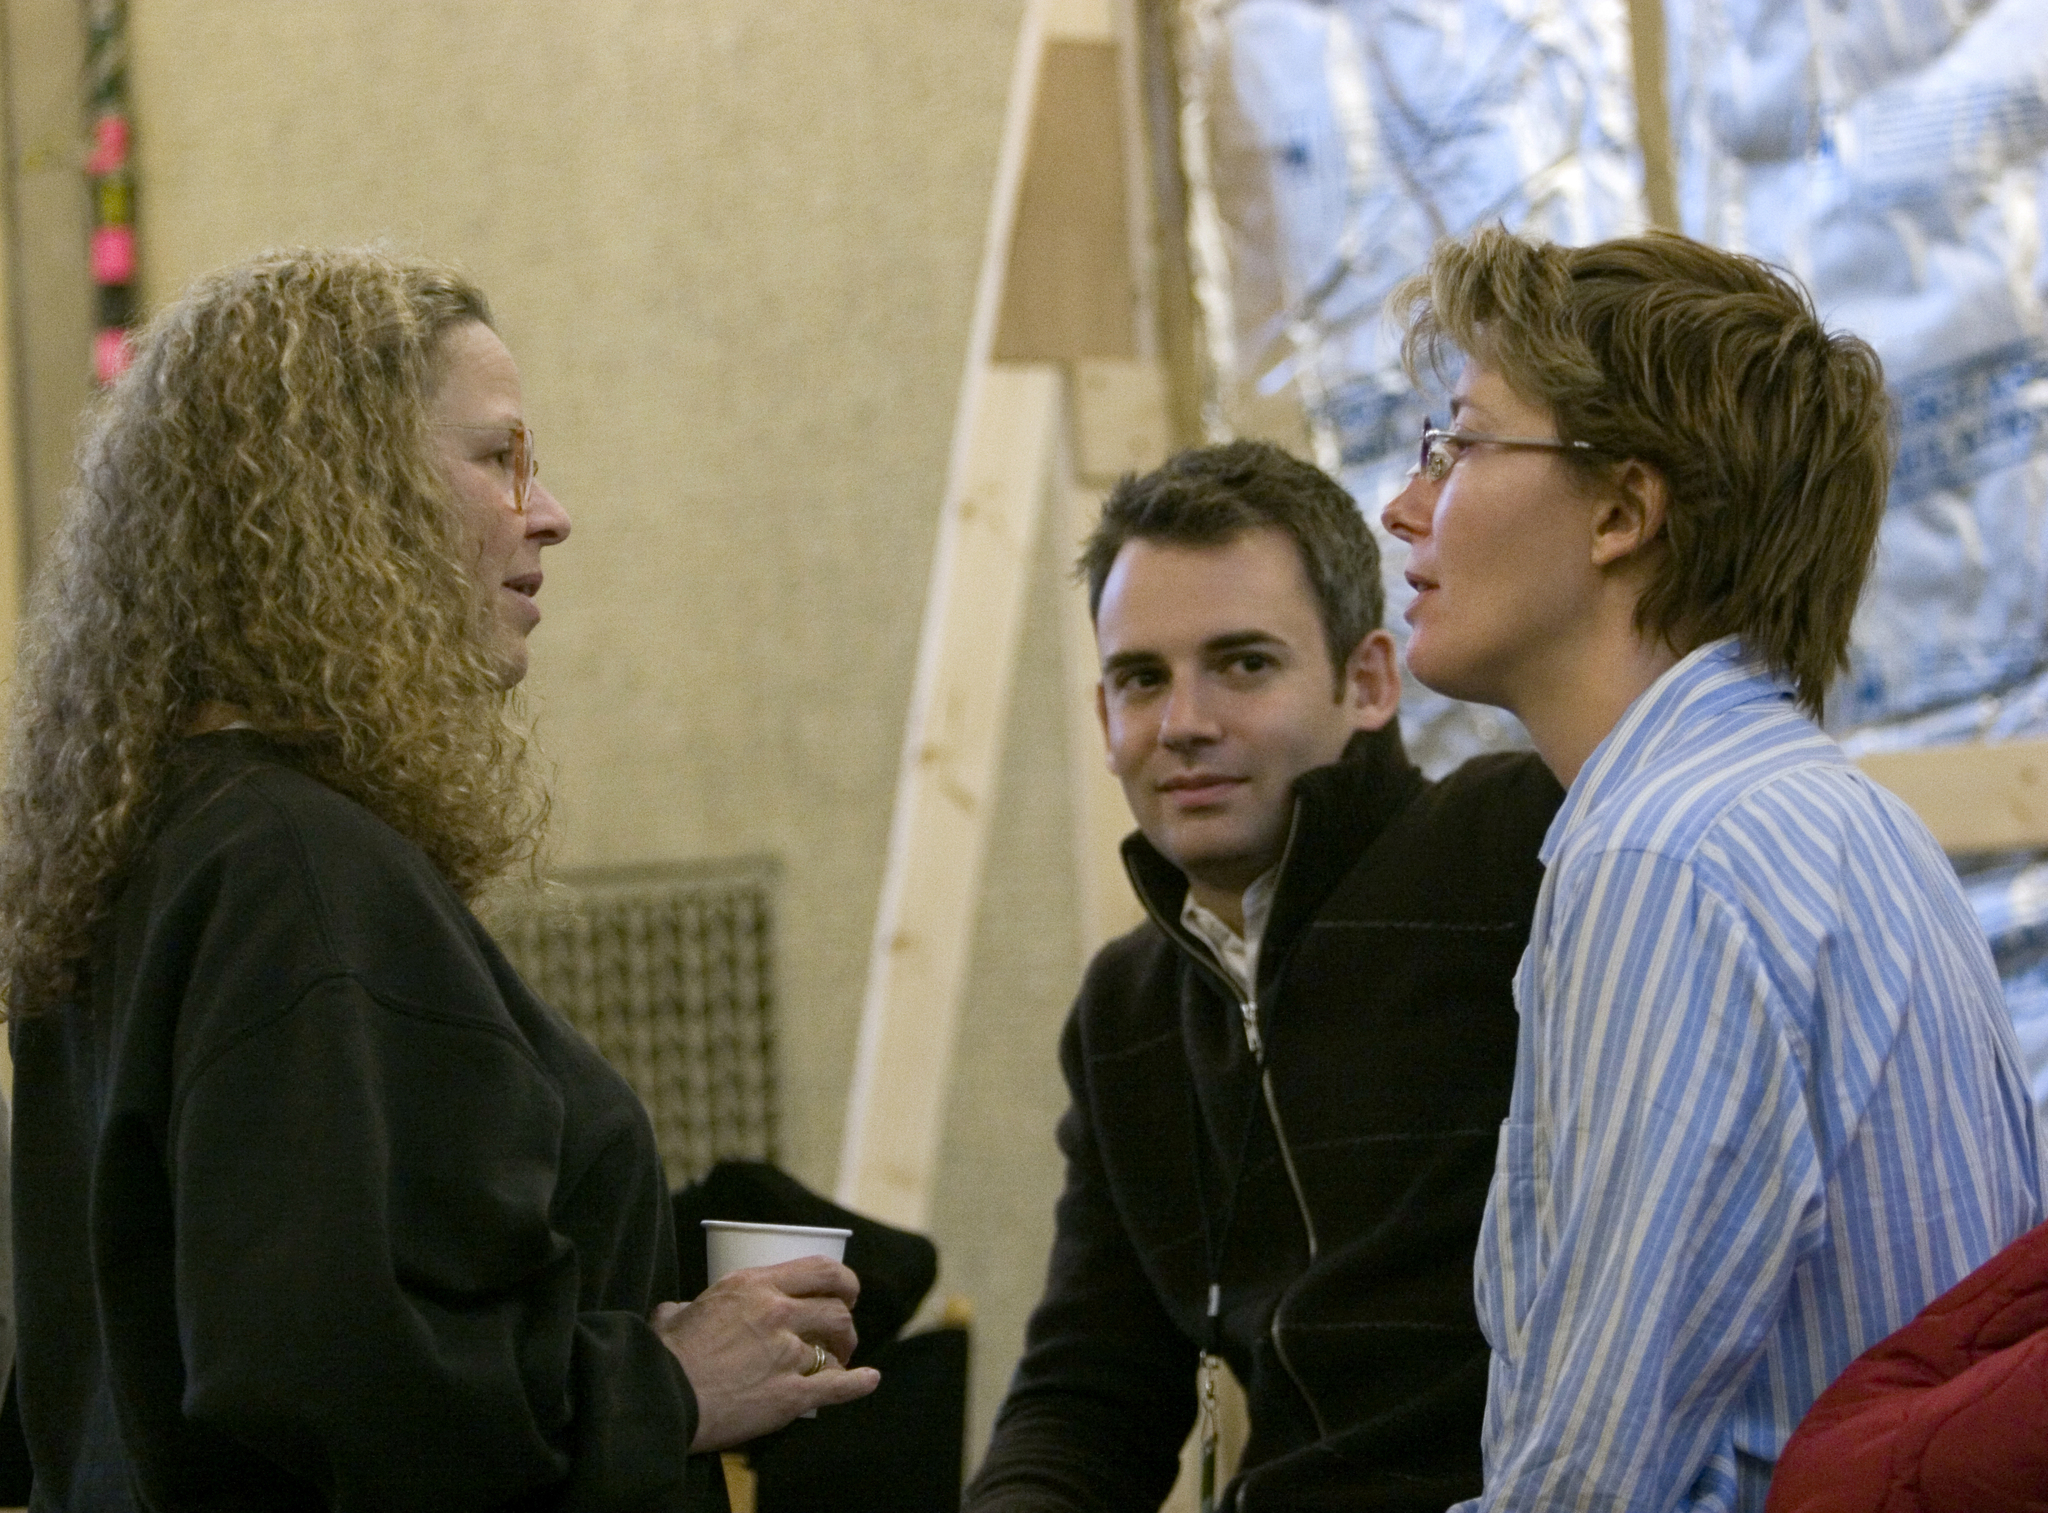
xmin=1541 ymin=636 xmax=1794 ymax=866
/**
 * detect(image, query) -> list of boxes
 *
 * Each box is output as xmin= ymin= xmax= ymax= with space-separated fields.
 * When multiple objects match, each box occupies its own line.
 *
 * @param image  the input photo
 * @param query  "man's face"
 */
xmin=1094 ymin=527 xmax=1395 ymax=903
xmin=1379 ymin=361 xmax=1606 ymax=715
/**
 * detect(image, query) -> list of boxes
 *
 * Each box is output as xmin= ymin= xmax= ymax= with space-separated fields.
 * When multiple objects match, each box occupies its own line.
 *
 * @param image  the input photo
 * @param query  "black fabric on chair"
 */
xmin=672 ymin=1160 xmax=938 ymax=1364
xmin=0 ymin=1370 xmax=29 ymax=1504
xmin=748 ymin=1324 xmax=969 ymax=1513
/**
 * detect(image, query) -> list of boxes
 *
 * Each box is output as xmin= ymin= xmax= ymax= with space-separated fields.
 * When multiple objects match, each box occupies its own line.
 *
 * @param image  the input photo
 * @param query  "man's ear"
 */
xmin=1589 ymin=459 xmax=1669 ymax=569
xmin=1095 ymin=680 xmax=1114 ymax=770
xmin=1342 ymin=629 xmax=1402 ymax=732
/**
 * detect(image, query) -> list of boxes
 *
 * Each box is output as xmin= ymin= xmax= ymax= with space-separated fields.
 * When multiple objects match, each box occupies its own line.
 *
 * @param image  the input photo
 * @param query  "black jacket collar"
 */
xmin=1120 ymin=721 xmax=1425 ymax=987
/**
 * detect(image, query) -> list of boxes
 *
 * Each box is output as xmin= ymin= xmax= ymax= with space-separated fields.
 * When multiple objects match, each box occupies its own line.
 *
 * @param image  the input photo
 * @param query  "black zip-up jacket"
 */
xmin=13 ymin=732 xmax=712 ymax=1511
xmin=966 ymin=724 xmax=1562 ymax=1512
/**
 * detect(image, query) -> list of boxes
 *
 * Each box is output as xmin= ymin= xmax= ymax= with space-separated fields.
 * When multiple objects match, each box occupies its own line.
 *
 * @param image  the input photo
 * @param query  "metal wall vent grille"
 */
xmin=490 ymin=859 xmax=779 ymax=1183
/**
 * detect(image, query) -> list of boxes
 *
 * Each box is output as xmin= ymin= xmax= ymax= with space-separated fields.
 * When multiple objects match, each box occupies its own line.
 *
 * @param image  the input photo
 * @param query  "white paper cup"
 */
xmin=702 ymin=1219 xmax=851 ymax=1281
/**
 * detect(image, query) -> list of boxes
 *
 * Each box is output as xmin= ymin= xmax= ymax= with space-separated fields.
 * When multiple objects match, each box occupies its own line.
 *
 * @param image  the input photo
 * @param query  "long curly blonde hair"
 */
xmin=0 ymin=246 xmax=549 ymax=1014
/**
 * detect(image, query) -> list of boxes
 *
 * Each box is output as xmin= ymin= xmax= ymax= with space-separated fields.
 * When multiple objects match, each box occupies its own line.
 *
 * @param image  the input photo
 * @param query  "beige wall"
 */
xmin=0 ymin=36 xmax=22 ymax=1104
xmin=3 ymin=0 xmax=93 ymax=557
xmin=117 ymin=0 xmax=1078 ymax=1462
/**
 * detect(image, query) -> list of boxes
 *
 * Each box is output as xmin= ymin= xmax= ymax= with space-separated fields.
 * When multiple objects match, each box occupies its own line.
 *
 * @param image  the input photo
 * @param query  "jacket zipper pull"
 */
xmin=1238 ymin=995 xmax=1263 ymax=1059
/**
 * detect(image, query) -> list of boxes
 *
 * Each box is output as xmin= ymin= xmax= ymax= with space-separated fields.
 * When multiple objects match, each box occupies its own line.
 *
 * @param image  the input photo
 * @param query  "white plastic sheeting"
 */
xmin=1670 ymin=0 xmax=2048 ymax=732
xmin=1181 ymin=0 xmax=2048 ymax=1102
xmin=1177 ymin=0 xmax=1645 ymax=767
xmin=1668 ymin=0 xmax=2048 ymax=1102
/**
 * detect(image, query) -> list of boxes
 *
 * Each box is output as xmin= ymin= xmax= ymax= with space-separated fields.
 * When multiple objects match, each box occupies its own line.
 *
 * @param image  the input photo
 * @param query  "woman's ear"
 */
xmin=1342 ymin=629 xmax=1402 ymax=733
xmin=1589 ymin=459 xmax=1669 ymax=569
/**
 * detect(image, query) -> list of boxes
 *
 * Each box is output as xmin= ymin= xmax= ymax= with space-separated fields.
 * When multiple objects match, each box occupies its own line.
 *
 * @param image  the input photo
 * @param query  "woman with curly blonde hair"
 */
xmin=1 ymin=247 xmax=874 ymax=1512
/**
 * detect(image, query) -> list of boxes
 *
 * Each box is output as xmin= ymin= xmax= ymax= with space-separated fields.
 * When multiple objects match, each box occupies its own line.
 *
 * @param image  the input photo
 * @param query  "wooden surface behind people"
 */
xmin=722 ymin=1452 xmax=757 ymax=1513
xmin=1858 ymin=739 xmax=2048 ymax=853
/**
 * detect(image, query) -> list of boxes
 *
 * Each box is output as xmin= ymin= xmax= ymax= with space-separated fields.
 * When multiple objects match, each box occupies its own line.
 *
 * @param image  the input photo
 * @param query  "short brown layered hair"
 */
xmin=1392 ymin=227 xmax=1889 ymax=715
xmin=1080 ymin=440 xmax=1383 ymax=679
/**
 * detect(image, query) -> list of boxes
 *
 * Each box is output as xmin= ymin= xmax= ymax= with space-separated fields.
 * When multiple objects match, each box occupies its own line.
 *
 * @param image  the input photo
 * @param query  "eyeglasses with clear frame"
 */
xmin=1416 ymin=417 xmax=1596 ymax=484
xmin=432 ymin=422 xmax=538 ymax=514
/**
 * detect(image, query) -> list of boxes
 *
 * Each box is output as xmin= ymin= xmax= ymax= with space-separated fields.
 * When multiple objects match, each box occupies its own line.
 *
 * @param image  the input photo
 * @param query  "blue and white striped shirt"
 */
xmin=1457 ymin=639 xmax=2043 ymax=1513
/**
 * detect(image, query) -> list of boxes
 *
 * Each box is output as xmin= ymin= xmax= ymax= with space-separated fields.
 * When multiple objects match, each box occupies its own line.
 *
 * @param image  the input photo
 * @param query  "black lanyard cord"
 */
xmin=1186 ymin=1045 xmax=1267 ymax=1513
xmin=1184 ymin=1053 xmax=1268 ymax=1357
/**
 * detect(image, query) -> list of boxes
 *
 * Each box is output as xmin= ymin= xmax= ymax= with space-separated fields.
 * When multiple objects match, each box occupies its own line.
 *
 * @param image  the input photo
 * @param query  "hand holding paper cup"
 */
xmin=701 ymin=1220 xmax=857 ymax=1420
xmin=655 ymin=1220 xmax=873 ymax=1451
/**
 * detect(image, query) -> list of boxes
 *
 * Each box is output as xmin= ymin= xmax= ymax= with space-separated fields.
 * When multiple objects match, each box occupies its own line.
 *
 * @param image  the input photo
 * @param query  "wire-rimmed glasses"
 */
xmin=433 ymin=422 xmax=538 ymax=514
xmin=1417 ymin=417 xmax=1597 ymax=484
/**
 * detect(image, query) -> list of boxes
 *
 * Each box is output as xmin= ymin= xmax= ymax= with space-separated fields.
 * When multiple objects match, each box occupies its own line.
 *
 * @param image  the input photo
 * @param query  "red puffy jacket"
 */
xmin=1767 ymin=1218 xmax=2048 ymax=1513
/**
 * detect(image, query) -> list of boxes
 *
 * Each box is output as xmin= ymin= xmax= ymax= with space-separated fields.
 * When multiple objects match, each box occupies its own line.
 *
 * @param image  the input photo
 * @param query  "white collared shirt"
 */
xmin=1179 ymin=868 xmax=1278 ymax=1004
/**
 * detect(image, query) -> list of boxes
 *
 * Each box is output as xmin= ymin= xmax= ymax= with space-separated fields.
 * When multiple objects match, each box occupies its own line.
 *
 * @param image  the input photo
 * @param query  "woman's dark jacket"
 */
xmin=966 ymin=724 xmax=1562 ymax=1512
xmin=12 ymin=731 xmax=710 ymax=1511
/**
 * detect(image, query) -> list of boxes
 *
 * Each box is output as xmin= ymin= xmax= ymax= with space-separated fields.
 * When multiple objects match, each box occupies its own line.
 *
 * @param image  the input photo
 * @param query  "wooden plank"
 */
xmin=1059 ymin=475 xmax=1147 ymax=958
xmin=1131 ymin=0 xmax=1204 ymax=440
xmin=719 ymin=1455 xmax=756 ymax=1513
xmin=837 ymin=0 xmax=1054 ymax=1229
xmin=992 ymin=38 xmax=1139 ymax=362
xmin=1858 ymin=739 xmax=2048 ymax=855
xmin=836 ymin=363 xmax=1063 ymax=1228
xmin=1046 ymin=0 xmax=1114 ymax=41
xmin=1627 ymin=0 xmax=1678 ymax=231
xmin=1071 ymin=356 xmax=1170 ymax=483
xmin=1107 ymin=0 xmax=1160 ymax=366
xmin=1060 ymin=358 xmax=1169 ymax=956
xmin=937 ymin=0 xmax=1051 ymax=544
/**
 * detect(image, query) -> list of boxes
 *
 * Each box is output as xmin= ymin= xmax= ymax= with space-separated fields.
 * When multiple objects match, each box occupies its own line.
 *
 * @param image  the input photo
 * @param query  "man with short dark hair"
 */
xmin=964 ymin=440 xmax=1563 ymax=1512
xmin=1378 ymin=227 xmax=2045 ymax=1512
